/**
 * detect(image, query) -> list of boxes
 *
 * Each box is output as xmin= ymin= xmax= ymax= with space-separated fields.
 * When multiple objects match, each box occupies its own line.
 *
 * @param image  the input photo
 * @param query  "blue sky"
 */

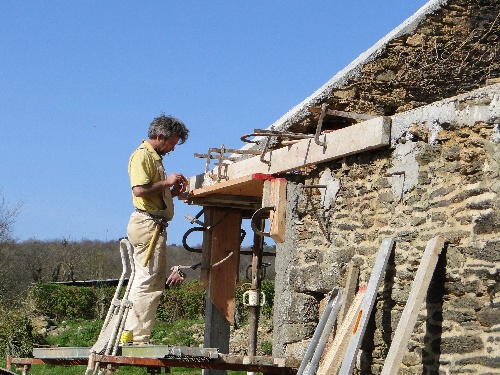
xmin=0 ymin=1 xmax=426 ymax=246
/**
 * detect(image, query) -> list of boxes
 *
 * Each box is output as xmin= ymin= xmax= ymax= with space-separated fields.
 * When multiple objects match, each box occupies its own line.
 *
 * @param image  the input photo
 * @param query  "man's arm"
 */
xmin=132 ymin=173 xmax=187 ymax=198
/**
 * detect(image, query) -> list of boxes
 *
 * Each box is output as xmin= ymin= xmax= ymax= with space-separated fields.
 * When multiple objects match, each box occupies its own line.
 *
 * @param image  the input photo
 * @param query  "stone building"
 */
xmin=188 ymin=0 xmax=499 ymax=374
xmin=268 ymin=0 xmax=500 ymax=373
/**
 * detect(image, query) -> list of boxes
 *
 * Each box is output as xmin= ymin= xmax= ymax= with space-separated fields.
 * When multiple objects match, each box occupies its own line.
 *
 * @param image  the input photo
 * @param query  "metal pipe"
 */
xmin=248 ymin=217 xmax=264 ymax=358
xmin=297 ymin=287 xmax=343 ymax=375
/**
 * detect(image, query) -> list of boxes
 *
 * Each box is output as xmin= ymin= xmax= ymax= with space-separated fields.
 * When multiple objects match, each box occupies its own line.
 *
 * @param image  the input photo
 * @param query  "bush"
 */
xmin=0 ymin=305 xmax=39 ymax=358
xmin=28 ymin=283 xmax=116 ymax=321
xmin=156 ymin=281 xmax=205 ymax=323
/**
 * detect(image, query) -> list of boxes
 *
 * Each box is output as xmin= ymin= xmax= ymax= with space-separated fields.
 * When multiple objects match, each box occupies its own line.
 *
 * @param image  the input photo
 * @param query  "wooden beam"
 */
xmin=338 ymin=237 xmax=395 ymax=374
xmin=188 ymin=174 xmax=265 ymax=198
xmin=337 ymin=262 xmax=360 ymax=327
xmin=188 ymin=117 xmax=391 ymax=190
xmin=380 ymin=236 xmax=445 ymax=375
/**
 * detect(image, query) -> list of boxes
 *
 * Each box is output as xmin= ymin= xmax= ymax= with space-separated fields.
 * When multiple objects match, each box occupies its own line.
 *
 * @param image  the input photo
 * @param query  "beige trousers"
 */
xmin=124 ymin=211 xmax=167 ymax=343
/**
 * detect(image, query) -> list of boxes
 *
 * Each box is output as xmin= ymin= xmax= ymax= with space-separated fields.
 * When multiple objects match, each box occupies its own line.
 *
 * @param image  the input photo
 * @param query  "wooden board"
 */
xmin=337 ymin=262 xmax=360 ymax=327
xmin=188 ymin=174 xmax=265 ymax=198
xmin=380 ymin=235 xmax=445 ymax=375
xmin=269 ymin=178 xmax=287 ymax=243
xmin=317 ymin=287 xmax=367 ymax=375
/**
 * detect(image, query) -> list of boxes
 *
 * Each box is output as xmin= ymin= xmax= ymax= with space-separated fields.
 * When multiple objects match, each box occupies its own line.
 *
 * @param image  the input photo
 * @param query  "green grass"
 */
xmin=1 ymin=319 xmax=249 ymax=375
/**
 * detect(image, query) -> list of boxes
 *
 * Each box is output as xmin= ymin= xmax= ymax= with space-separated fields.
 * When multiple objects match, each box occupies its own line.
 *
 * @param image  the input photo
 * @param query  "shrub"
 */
xmin=156 ymin=280 xmax=205 ymax=323
xmin=28 ymin=283 xmax=116 ymax=321
xmin=0 ymin=305 xmax=39 ymax=358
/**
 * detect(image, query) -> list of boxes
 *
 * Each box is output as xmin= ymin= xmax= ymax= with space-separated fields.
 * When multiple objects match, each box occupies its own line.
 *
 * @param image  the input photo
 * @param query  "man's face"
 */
xmin=158 ymin=136 xmax=180 ymax=156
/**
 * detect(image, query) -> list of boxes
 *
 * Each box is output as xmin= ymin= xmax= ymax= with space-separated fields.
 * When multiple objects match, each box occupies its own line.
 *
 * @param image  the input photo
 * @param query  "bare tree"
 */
xmin=0 ymin=192 xmax=21 ymax=302
xmin=0 ymin=192 xmax=21 ymax=243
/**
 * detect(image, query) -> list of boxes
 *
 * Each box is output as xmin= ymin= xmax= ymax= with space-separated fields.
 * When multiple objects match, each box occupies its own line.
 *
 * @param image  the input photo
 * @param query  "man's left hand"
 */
xmin=166 ymin=266 xmax=185 ymax=287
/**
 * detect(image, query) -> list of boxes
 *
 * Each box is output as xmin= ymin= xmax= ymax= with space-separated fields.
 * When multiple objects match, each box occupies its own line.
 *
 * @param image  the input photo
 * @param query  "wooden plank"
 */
xmin=189 ymin=194 xmax=261 ymax=211
xmin=208 ymin=208 xmax=242 ymax=324
xmin=337 ymin=262 xmax=360 ymax=327
xmin=338 ymin=237 xmax=395 ymax=375
xmin=269 ymin=178 xmax=287 ymax=243
xmin=188 ymin=175 xmax=264 ymax=198
xmin=317 ymin=287 xmax=366 ymax=375
xmin=380 ymin=235 xmax=445 ymax=375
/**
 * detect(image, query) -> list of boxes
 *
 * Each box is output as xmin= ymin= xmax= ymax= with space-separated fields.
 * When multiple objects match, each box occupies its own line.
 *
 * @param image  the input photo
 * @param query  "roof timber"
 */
xmin=187 ymin=116 xmax=391 ymax=195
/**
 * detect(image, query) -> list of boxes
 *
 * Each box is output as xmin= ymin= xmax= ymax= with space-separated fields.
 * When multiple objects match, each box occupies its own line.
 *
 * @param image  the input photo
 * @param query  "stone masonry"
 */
xmin=267 ymin=1 xmax=500 ymax=373
xmin=273 ymin=85 xmax=500 ymax=374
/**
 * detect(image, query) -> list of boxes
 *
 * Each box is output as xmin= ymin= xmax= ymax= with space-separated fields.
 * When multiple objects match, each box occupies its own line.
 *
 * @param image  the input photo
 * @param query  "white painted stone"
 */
xmin=319 ymin=168 xmax=341 ymax=210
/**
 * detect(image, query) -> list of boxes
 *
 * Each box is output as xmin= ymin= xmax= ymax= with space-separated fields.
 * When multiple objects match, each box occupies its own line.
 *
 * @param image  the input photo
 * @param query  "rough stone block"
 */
xmin=463 ymin=240 xmax=500 ymax=263
xmin=477 ymin=306 xmax=500 ymax=327
xmin=439 ymin=335 xmax=484 ymax=354
xmin=282 ymin=323 xmax=317 ymax=344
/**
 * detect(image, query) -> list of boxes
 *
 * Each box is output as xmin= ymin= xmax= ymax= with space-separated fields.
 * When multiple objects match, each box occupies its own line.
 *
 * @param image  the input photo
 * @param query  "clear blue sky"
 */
xmin=0 ymin=1 xmax=426 ymax=246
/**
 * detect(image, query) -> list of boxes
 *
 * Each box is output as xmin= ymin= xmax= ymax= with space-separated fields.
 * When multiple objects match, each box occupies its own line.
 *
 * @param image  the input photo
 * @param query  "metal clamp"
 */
xmin=251 ymin=206 xmax=274 ymax=237
xmin=314 ymin=103 xmax=327 ymax=147
xmin=242 ymin=290 xmax=266 ymax=307
xmin=182 ymin=227 xmax=205 ymax=253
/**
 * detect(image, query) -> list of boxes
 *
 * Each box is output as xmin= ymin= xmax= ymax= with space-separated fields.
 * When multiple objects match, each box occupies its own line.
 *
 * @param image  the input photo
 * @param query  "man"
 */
xmin=124 ymin=114 xmax=190 ymax=344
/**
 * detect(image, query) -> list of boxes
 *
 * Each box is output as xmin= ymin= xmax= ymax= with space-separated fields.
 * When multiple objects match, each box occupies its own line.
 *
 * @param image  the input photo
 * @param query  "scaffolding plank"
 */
xmin=9 ymin=352 xmax=300 ymax=374
xmin=381 ymin=235 xmax=445 ymax=375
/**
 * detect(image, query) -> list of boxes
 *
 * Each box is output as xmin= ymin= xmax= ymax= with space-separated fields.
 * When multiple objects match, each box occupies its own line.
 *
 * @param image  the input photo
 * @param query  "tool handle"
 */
xmin=143 ymin=224 xmax=162 ymax=267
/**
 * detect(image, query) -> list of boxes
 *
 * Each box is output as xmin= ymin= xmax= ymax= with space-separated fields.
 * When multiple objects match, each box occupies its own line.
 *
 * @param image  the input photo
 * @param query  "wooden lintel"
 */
xmin=188 ymin=117 xmax=391 ymax=190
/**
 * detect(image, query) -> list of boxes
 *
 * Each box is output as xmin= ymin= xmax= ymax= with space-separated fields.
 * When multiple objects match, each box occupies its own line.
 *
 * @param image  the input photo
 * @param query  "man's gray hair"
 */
xmin=148 ymin=114 xmax=189 ymax=144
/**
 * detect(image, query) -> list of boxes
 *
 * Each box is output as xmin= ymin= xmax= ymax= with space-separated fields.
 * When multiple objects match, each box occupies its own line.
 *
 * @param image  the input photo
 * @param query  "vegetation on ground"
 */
xmin=0 ymin=193 xmax=274 ymax=374
xmin=0 ymin=280 xmax=274 ymax=374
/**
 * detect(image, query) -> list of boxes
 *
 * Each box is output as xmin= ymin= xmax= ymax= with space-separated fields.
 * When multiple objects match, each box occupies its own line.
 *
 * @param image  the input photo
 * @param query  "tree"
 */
xmin=0 ymin=191 xmax=21 ymax=302
xmin=0 ymin=192 xmax=21 ymax=243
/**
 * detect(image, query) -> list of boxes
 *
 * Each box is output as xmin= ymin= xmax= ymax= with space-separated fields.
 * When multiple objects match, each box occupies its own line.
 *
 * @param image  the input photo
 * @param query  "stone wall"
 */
xmin=273 ymin=85 xmax=500 ymax=374
xmin=283 ymin=0 xmax=500 ymax=137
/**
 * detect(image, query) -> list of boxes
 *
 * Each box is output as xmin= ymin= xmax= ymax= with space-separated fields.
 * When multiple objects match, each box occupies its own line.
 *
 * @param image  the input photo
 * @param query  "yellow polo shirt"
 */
xmin=128 ymin=140 xmax=166 ymax=212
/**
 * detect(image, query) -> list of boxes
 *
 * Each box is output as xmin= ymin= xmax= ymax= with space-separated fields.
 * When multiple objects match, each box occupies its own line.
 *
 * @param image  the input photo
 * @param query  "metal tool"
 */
xmin=176 ymin=251 xmax=234 ymax=271
xmin=297 ymin=287 xmax=344 ymax=375
xmin=195 ymin=144 xmax=261 ymax=182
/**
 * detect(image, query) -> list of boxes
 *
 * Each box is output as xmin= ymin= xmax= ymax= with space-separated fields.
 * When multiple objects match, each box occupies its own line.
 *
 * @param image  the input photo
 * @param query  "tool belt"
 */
xmin=135 ymin=209 xmax=170 ymax=228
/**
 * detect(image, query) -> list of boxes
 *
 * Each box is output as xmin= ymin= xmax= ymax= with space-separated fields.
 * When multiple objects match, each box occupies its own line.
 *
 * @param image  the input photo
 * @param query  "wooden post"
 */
xmin=248 ymin=217 xmax=264 ymax=356
xmin=269 ymin=178 xmax=287 ymax=243
xmin=202 ymin=207 xmax=242 ymax=375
